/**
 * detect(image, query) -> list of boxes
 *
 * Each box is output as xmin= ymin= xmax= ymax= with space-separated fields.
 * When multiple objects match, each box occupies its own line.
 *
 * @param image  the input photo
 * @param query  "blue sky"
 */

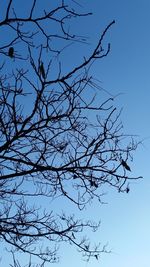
xmin=1 ymin=1 xmax=150 ymax=267
xmin=55 ymin=1 xmax=150 ymax=267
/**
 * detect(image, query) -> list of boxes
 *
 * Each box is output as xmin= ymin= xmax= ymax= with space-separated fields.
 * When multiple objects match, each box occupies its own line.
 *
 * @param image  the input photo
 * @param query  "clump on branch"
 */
xmin=8 ymin=47 xmax=14 ymax=58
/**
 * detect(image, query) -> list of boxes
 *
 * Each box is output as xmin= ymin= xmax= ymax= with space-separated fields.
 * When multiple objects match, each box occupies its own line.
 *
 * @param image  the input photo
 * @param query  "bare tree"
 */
xmin=0 ymin=1 xmax=141 ymax=266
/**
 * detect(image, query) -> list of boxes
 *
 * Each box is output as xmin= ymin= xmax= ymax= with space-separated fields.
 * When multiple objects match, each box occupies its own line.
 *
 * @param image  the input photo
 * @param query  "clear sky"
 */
xmin=1 ymin=1 xmax=150 ymax=267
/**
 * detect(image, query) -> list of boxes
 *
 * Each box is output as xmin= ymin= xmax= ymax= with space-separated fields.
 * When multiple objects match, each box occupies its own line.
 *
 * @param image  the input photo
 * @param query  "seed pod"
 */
xmin=39 ymin=61 xmax=45 ymax=79
xmin=121 ymin=159 xmax=131 ymax=171
xmin=8 ymin=47 xmax=14 ymax=58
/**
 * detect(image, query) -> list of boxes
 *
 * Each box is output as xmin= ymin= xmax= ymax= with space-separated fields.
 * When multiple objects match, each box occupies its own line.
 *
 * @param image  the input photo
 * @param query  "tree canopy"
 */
xmin=0 ymin=1 xmax=141 ymax=266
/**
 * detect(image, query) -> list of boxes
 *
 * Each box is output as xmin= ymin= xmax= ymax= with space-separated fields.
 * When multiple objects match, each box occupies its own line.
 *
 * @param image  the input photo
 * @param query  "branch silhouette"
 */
xmin=0 ymin=1 xmax=141 ymax=266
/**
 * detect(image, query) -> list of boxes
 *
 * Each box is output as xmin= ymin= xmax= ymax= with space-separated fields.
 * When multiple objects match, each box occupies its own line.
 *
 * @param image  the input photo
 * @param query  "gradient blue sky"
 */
xmin=1 ymin=1 xmax=150 ymax=266
xmin=56 ymin=1 xmax=150 ymax=267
